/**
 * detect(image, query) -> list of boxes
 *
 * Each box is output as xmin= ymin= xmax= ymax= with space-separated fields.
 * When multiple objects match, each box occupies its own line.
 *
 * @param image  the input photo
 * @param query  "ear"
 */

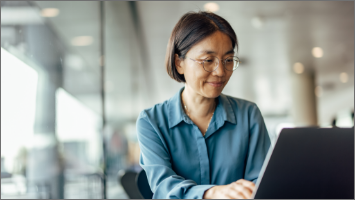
xmin=174 ymin=54 xmax=184 ymax=75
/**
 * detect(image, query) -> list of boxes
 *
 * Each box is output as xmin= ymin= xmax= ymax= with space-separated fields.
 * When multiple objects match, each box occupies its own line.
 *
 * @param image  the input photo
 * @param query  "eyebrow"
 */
xmin=200 ymin=49 xmax=235 ymax=55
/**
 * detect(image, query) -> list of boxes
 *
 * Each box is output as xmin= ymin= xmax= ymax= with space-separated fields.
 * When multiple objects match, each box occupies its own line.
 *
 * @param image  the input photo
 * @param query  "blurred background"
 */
xmin=1 ymin=1 xmax=354 ymax=199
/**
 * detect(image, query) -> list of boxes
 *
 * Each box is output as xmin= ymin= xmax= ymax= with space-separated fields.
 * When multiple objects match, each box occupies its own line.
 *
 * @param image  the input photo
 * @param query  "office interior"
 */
xmin=1 ymin=1 xmax=354 ymax=199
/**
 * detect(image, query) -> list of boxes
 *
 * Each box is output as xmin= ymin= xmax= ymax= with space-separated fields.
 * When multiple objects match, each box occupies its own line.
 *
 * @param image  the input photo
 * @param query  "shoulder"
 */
xmin=221 ymin=94 xmax=266 ymax=132
xmin=136 ymin=99 xmax=170 ymax=132
xmin=221 ymin=93 xmax=259 ymax=112
xmin=136 ymin=99 xmax=172 ymax=148
xmin=138 ymin=100 xmax=169 ymax=121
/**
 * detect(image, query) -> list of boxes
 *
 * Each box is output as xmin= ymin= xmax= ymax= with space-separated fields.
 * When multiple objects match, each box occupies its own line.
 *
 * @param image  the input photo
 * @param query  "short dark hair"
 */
xmin=165 ymin=11 xmax=238 ymax=83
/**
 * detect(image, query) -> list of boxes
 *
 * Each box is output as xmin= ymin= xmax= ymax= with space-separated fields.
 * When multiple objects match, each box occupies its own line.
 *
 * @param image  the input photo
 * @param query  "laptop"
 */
xmin=252 ymin=127 xmax=354 ymax=199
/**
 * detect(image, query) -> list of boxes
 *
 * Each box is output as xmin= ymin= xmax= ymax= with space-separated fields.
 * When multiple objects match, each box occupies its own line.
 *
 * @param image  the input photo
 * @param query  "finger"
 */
xmin=236 ymin=179 xmax=255 ymax=186
xmin=234 ymin=181 xmax=253 ymax=192
xmin=235 ymin=186 xmax=252 ymax=199
xmin=226 ymin=190 xmax=247 ymax=199
xmin=232 ymin=183 xmax=253 ymax=197
xmin=219 ymin=194 xmax=232 ymax=199
xmin=236 ymin=179 xmax=255 ymax=191
xmin=230 ymin=183 xmax=252 ymax=199
xmin=225 ymin=184 xmax=246 ymax=199
xmin=220 ymin=190 xmax=239 ymax=199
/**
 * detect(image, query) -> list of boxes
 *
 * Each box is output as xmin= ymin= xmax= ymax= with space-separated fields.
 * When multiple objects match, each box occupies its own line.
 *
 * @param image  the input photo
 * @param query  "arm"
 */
xmin=136 ymin=111 xmax=214 ymax=199
xmin=244 ymin=104 xmax=271 ymax=184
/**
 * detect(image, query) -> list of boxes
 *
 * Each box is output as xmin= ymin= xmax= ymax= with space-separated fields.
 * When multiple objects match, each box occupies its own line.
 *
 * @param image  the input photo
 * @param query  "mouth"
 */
xmin=207 ymin=81 xmax=225 ymax=87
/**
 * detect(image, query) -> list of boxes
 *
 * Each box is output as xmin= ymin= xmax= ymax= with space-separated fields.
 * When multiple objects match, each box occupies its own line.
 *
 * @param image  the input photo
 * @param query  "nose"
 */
xmin=212 ymin=59 xmax=225 ymax=77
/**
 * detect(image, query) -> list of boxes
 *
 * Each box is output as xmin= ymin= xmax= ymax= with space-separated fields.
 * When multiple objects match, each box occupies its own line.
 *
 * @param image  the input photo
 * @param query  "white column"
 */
xmin=290 ymin=72 xmax=318 ymax=126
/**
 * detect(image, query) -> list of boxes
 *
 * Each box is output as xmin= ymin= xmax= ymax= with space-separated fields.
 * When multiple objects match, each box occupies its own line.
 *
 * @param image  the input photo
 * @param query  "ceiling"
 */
xmin=24 ymin=1 xmax=355 ymax=127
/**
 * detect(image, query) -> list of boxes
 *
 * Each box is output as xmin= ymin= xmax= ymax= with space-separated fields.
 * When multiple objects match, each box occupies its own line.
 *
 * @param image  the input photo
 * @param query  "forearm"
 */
xmin=203 ymin=186 xmax=217 ymax=199
xmin=151 ymin=176 xmax=215 ymax=199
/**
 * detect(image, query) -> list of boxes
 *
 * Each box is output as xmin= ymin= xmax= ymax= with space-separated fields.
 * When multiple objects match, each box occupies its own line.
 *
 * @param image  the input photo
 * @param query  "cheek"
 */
xmin=185 ymin=67 xmax=209 ymax=86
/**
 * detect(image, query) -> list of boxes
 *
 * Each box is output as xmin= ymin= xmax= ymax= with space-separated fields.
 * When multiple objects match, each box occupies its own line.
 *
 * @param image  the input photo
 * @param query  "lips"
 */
xmin=207 ymin=81 xmax=225 ymax=87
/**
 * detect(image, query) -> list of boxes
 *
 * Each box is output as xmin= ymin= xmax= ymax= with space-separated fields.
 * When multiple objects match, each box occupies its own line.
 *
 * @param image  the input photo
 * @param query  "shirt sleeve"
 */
xmin=136 ymin=111 xmax=215 ymax=199
xmin=244 ymin=104 xmax=271 ymax=184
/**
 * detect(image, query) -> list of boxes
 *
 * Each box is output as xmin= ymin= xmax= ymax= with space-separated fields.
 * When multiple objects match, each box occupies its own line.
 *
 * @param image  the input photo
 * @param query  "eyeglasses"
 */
xmin=187 ymin=56 xmax=240 ymax=72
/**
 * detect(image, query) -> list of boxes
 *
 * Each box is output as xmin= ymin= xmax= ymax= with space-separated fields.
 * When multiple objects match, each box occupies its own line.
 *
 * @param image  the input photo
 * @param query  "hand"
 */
xmin=203 ymin=179 xmax=255 ymax=199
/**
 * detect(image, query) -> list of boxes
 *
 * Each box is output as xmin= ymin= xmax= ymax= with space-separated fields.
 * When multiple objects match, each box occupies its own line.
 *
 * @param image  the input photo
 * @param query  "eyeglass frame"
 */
xmin=186 ymin=56 xmax=240 ymax=72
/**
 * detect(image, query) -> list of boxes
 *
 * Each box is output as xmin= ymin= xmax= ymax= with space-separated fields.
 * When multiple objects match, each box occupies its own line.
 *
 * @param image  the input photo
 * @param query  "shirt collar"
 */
xmin=168 ymin=86 xmax=237 ymax=129
xmin=215 ymin=92 xmax=237 ymax=125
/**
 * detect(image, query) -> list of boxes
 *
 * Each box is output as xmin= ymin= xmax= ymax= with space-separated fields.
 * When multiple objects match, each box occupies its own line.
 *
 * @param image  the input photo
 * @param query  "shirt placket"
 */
xmin=192 ymin=125 xmax=211 ymax=185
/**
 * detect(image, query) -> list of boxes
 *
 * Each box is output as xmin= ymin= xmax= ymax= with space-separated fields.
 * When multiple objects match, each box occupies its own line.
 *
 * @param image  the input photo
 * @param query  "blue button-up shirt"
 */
xmin=136 ymin=87 xmax=271 ymax=199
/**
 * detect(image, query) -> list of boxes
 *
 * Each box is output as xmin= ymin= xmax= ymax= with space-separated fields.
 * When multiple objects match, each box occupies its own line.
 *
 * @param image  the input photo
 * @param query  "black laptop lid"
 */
xmin=253 ymin=128 xmax=354 ymax=199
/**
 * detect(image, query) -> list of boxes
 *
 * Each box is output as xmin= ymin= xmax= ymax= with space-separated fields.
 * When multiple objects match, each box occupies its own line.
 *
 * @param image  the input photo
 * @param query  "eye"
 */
xmin=205 ymin=59 xmax=214 ymax=63
xmin=226 ymin=59 xmax=233 ymax=63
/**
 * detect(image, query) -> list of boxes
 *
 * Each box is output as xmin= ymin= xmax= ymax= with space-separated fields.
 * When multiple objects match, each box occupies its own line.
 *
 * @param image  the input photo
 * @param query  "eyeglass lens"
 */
xmin=203 ymin=56 xmax=239 ymax=72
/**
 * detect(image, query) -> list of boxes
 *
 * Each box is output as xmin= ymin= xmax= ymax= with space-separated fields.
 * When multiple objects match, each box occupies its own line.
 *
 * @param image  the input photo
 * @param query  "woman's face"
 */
xmin=176 ymin=31 xmax=235 ymax=98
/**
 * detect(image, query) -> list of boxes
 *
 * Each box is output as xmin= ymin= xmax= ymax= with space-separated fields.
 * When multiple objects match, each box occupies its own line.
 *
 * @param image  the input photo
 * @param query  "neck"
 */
xmin=181 ymin=84 xmax=216 ymax=118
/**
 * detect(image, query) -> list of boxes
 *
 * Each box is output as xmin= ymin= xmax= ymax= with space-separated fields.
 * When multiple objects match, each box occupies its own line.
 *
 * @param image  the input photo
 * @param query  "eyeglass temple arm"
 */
xmin=189 ymin=58 xmax=203 ymax=64
xmin=189 ymin=57 xmax=240 ymax=65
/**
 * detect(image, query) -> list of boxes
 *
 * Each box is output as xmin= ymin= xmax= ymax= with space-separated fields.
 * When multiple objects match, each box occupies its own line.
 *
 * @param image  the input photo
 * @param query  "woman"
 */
xmin=136 ymin=11 xmax=271 ymax=199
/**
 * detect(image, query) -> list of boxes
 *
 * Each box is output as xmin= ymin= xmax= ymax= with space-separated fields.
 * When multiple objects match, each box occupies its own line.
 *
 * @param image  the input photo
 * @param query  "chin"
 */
xmin=206 ymin=88 xmax=224 ymax=98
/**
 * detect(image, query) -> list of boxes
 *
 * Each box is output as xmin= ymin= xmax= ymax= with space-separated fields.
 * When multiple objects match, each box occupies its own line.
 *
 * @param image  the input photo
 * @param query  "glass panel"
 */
xmin=104 ymin=2 xmax=142 ymax=198
xmin=1 ymin=1 xmax=104 ymax=198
